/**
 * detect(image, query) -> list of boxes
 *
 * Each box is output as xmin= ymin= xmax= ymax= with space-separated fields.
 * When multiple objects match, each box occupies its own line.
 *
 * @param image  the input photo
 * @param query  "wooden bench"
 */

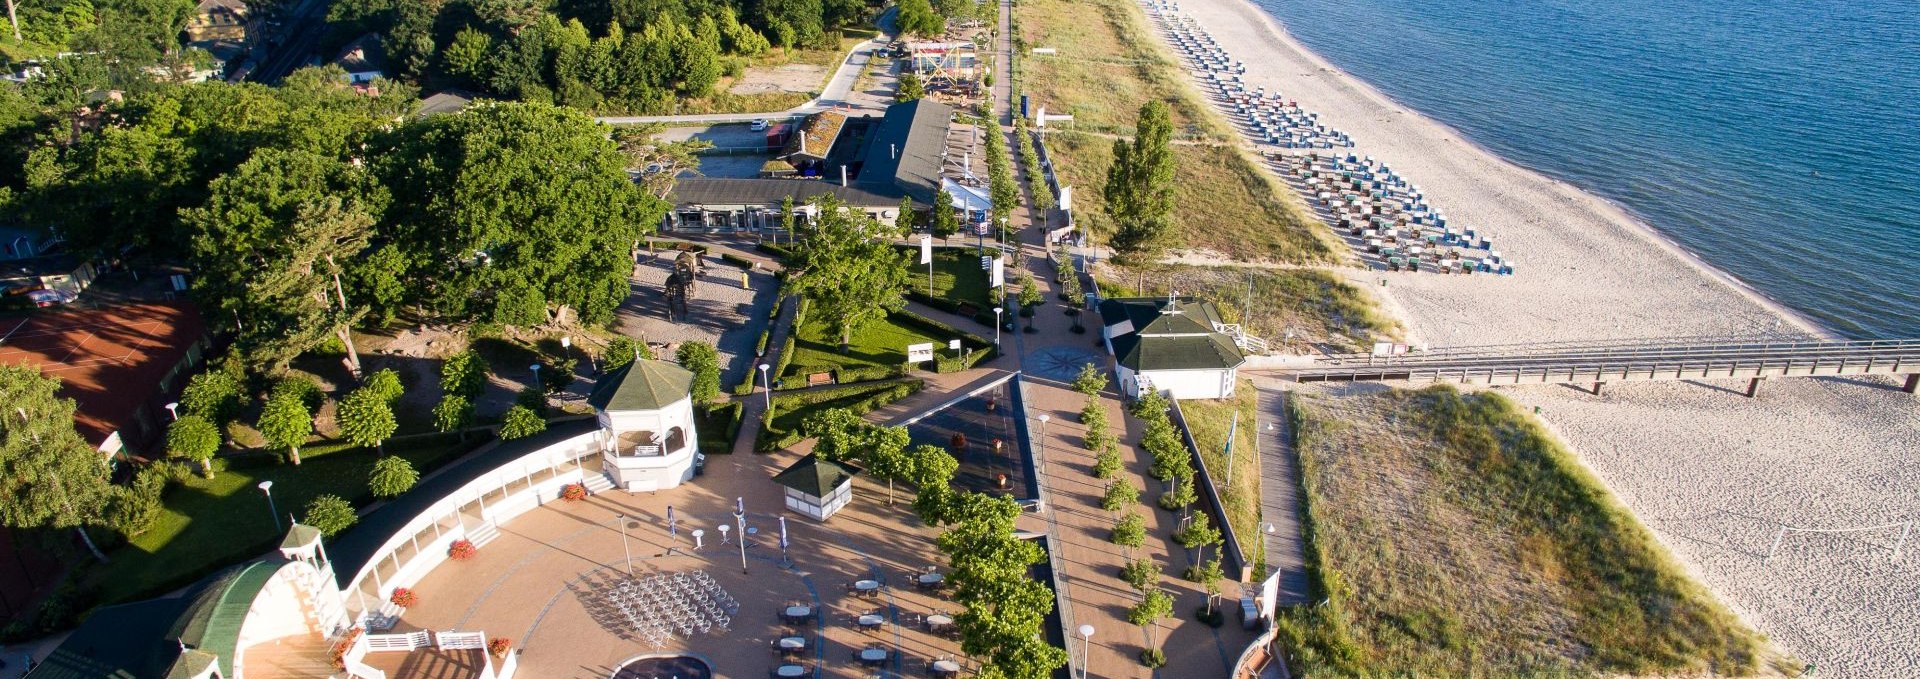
xmin=956 ymin=302 xmax=979 ymax=318
xmin=806 ymin=372 xmax=834 ymax=387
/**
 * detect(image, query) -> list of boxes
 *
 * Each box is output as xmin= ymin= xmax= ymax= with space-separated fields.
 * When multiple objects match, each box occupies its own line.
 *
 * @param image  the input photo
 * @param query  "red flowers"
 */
xmin=448 ymin=539 xmax=478 ymax=561
xmin=389 ymin=587 xmax=419 ymax=608
xmin=560 ymin=483 xmax=588 ymax=501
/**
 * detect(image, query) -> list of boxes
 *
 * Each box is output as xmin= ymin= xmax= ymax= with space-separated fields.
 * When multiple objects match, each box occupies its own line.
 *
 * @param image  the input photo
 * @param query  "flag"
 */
xmin=779 ymin=516 xmax=789 ymax=550
xmin=1225 ymin=411 xmax=1239 ymax=458
xmin=667 ymin=506 xmax=676 ymax=536
xmin=920 ymin=235 xmax=933 ymax=264
xmin=991 ymin=257 xmax=1004 ymax=288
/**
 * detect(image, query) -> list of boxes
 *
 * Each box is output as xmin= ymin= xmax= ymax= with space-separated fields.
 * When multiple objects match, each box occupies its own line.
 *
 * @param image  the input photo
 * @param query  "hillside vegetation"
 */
xmin=1278 ymin=386 xmax=1782 ymax=677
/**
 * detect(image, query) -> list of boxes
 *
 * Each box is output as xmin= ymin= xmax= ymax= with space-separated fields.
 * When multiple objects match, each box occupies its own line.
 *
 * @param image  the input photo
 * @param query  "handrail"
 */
xmin=1278 ymin=338 xmax=1920 ymax=381
xmin=1317 ymin=337 xmax=1920 ymax=365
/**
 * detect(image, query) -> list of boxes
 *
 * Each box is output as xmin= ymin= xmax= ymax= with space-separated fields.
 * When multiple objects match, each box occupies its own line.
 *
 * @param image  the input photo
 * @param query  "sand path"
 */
xmin=1155 ymin=0 xmax=1920 ymax=673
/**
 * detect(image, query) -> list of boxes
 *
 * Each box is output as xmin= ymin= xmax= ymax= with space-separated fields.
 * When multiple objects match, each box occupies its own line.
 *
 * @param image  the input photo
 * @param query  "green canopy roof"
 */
xmin=772 ymin=454 xmax=860 ymax=497
xmin=27 ymin=560 xmax=284 ymax=679
xmin=588 ymin=358 xmax=695 ymax=412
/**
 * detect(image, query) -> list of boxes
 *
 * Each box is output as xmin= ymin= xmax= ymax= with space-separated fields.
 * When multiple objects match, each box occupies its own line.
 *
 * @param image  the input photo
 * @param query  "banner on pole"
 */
xmin=991 ymin=257 xmax=1004 ymax=288
xmin=920 ymin=236 xmax=933 ymax=264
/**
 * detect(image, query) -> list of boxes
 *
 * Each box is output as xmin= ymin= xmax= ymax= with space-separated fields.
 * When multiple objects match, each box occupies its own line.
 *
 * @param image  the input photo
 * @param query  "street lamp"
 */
xmin=257 ymin=481 xmax=279 ymax=532
xmin=1077 ymin=624 xmax=1096 ymax=679
xmin=528 ymin=363 xmax=542 ymax=390
xmin=615 ymin=513 xmax=634 ymax=576
xmin=164 ymin=402 xmax=180 ymax=421
xmin=734 ymin=502 xmax=750 ymax=574
xmin=994 ymin=307 xmax=1003 ymax=345
xmin=1036 ymin=413 xmax=1050 ymax=459
xmin=759 ymin=363 xmax=772 ymax=409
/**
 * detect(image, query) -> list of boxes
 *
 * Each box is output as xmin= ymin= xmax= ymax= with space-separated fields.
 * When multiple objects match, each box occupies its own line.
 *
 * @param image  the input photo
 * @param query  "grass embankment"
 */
xmin=1278 ymin=386 xmax=1779 ymax=677
xmin=1018 ymin=0 xmax=1334 ymax=263
xmin=1173 ymin=380 xmax=1262 ymax=568
xmin=89 ymin=436 xmax=478 ymax=605
xmin=1096 ymin=265 xmax=1397 ymax=352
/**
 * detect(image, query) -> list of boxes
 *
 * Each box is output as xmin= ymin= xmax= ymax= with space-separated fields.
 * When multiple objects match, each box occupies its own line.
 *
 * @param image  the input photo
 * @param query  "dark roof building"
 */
xmin=774 ymin=454 xmax=860 ymax=521
xmin=588 ymin=358 xmax=696 ymax=412
xmin=850 ymin=98 xmax=952 ymax=205
xmin=26 ymin=560 xmax=282 ymax=679
xmin=1098 ymin=296 xmax=1245 ymax=399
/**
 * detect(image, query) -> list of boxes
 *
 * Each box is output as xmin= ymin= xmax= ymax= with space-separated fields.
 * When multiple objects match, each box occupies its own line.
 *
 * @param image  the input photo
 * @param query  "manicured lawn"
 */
xmin=902 ymin=245 xmax=995 ymax=309
xmin=1277 ymin=387 xmax=1783 ymax=676
xmin=782 ymin=313 xmax=946 ymax=382
xmin=88 ymin=435 xmax=478 ymax=606
xmin=1175 ymin=381 xmax=1263 ymax=569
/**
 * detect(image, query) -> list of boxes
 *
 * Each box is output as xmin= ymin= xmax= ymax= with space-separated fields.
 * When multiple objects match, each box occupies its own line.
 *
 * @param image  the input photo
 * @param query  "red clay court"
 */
xmin=0 ymin=302 xmax=208 ymax=451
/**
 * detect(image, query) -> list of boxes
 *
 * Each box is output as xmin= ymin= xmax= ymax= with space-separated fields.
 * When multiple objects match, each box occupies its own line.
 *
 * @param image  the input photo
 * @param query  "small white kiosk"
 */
xmin=773 ymin=454 xmax=860 ymax=521
xmin=588 ymin=358 xmax=701 ymax=492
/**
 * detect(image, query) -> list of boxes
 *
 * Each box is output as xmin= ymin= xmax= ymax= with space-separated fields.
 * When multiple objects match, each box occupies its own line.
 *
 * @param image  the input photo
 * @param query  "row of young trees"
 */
xmin=5 ymin=76 xmax=665 ymax=372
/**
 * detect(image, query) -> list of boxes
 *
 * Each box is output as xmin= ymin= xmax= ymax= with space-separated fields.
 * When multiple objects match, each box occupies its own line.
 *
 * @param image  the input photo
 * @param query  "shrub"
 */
xmin=604 ymin=336 xmax=650 ymax=370
xmin=337 ymin=387 xmax=398 ymax=451
xmin=515 ymin=387 xmax=548 ymax=416
xmin=539 ymin=357 xmax=578 ymax=394
xmin=1140 ymin=649 xmax=1165 ymax=668
xmin=104 ymin=467 xmax=169 ymax=539
xmin=389 ymin=587 xmax=419 ymax=608
xmin=720 ymin=252 xmax=755 ymax=269
xmin=448 ymin=539 xmax=478 ymax=561
xmin=676 ymin=341 xmax=722 ymax=404
xmin=499 ymin=405 xmax=546 ymax=440
xmin=487 ymin=637 xmax=511 ymax=658
xmin=560 ymin=483 xmax=588 ymax=501
xmin=368 ymin=456 xmax=420 ymax=498
xmin=756 ymin=242 xmax=793 ymax=259
xmin=362 ymin=368 xmax=404 ymax=404
xmin=304 ymin=494 xmax=357 ymax=537
xmin=179 ymin=369 xmax=244 ymax=423
xmin=433 ymin=394 xmax=474 ymax=433
xmin=441 ymin=350 xmax=490 ymax=400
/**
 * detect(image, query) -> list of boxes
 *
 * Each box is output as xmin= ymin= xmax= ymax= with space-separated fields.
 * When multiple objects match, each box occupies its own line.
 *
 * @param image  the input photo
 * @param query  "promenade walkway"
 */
xmin=1251 ymin=380 xmax=1311 ymax=606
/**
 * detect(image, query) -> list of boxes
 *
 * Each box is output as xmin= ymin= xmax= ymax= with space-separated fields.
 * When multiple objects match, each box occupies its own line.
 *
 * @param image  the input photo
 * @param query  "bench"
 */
xmin=806 ymin=372 xmax=834 ymax=387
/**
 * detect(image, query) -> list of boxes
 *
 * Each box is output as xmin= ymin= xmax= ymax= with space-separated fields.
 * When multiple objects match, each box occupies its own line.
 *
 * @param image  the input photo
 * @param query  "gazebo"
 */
xmin=773 ymin=454 xmax=860 ymax=521
xmin=589 ymin=358 xmax=701 ymax=492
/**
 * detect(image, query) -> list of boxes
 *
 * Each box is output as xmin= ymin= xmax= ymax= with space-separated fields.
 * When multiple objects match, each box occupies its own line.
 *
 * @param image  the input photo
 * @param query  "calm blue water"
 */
xmin=1252 ymin=0 xmax=1920 ymax=338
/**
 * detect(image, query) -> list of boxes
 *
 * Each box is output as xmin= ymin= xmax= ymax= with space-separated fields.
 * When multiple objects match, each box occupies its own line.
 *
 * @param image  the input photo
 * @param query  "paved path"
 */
xmin=1251 ymin=380 xmax=1311 ymax=606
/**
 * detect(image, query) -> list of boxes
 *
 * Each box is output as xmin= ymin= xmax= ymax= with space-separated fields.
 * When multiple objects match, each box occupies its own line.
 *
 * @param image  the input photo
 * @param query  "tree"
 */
xmin=304 ymin=494 xmax=357 ymax=537
xmin=432 ymin=394 xmax=475 ymax=435
xmin=1193 ymin=558 xmax=1226 ymax=620
xmin=1159 ymin=469 xmax=1197 ymax=512
xmin=614 ymin=125 xmax=712 ymax=200
xmin=1110 ymin=510 xmax=1145 ymax=551
xmin=1105 ymin=101 xmax=1176 ymax=264
xmin=0 ymin=366 xmax=115 ymax=562
xmin=442 ymin=27 xmax=494 ymax=86
xmin=257 ymin=389 xmax=314 ymax=465
xmin=896 ymin=71 xmax=925 ymax=102
xmin=1092 ymin=448 xmax=1122 ymax=479
xmin=675 ymin=341 xmax=721 ymax=404
xmin=441 ymin=350 xmax=490 ymax=401
xmin=179 ymin=368 xmax=244 ymax=424
xmin=1128 ymin=588 xmax=1175 ymax=667
xmin=499 ymin=404 xmax=546 ymax=439
xmin=896 ymin=196 xmax=917 ymax=236
xmin=785 ymin=194 xmax=912 ymax=346
xmin=378 ymin=103 xmax=663 ymax=327
xmin=1119 ymin=557 xmax=1158 ymax=594
xmin=167 ymin=415 xmax=222 ymax=479
xmin=337 ymin=387 xmax=398 ymax=453
xmin=802 ymin=407 xmax=866 ymax=461
xmin=1071 ymin=363 xmax=1108 ymax=395
xmin=368 ymin=455 xmax=420 ymax=498
xmin=1099 ymin=480 xmax=1138 ymax=514
xmin=895 ymin=0 xmax=945 ymax=37
xmin=362 ymin=367 xmax=404 ymax=404
xmin=1017 ymin=272 xmax=1044 ymax=310
xmin=930 ymin=189 xmax=960 ymax=241
xmin=909 ymin=444 xmax=959 ymax=524
xmin=1175 ymin=511 xmax=1222 ymax=563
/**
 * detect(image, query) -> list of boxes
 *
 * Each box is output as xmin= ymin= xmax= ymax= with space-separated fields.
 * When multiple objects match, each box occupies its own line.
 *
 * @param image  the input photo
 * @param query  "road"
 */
xmin=248 ymin=0 xmax=333 ymax=84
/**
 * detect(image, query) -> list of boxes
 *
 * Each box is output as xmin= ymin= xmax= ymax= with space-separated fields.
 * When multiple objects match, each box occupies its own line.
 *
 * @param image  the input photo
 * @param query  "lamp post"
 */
xmin=616 ymin=513 xmax=634 ymax=576
xmin=257 ymin=481 xmax=279 ymax=532
xmin=759 ymin=363 xmax=772 ymax=409
xmin=734 ymin=502 xmax=750 ymax=574
xmin=1077 ymin=624 xmax=1096 ymax=679
xmin=1036 ymin=414 xmax=1050 ymax=459
xmin=528 ymin=363 xmax=542 ymax=391
xmin=994 ymin=307 xmax=1003 ymax=346
xmin=164 ymin=402 xmax=179 ymax=421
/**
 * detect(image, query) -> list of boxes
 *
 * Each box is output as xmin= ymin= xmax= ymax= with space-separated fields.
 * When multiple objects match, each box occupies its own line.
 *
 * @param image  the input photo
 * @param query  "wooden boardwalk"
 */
xmin=1269 ymin=337 xmax=1920 ymax=396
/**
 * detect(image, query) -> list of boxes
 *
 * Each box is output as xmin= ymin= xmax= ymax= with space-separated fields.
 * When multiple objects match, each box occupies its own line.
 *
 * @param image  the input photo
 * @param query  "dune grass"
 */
xmin=1172 ymin=381 xmax=1263 ymax=568
xmin=1019 ymin=0 xmax=1220 ymax=139
xmin=1276 ymin=386 xmax=1782 ymax=677
xmin=1096 ymin=264 xmax=1396 ymax=351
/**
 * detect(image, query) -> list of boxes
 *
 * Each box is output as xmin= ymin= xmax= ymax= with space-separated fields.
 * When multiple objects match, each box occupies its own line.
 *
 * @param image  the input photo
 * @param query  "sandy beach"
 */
xmin=1146 ymin=0 xmax=1920 ymax=674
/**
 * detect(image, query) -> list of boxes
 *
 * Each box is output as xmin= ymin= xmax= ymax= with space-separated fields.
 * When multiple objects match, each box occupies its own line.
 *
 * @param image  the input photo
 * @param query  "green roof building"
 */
xmin=773 ymin=454 xmax=860 ymax=521
xmin=1097 ymin=296 xmax=1247 ymax=399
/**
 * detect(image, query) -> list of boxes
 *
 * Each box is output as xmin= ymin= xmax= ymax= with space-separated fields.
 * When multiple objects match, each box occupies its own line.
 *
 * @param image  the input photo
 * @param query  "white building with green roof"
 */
xmin=1097 ymin=296 xmax=1247 ymax=400
xmin=586 ymin=358 xmax=701 ymax=492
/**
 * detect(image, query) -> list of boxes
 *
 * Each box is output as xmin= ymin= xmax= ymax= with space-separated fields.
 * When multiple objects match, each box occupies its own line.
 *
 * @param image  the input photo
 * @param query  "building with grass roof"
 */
xmin=1098 ymin=295 xmax=1247 ymax=399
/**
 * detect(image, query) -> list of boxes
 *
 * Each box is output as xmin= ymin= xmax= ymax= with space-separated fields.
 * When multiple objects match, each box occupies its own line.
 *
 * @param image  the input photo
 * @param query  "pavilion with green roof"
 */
xmin=588 ymin=357 xmax=701 ymax=492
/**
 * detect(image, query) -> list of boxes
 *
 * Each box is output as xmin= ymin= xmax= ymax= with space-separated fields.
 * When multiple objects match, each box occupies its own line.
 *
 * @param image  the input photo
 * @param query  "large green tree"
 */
xmin=337 ymin=387 xmax=397 ymax=453
xmin=1105 ymin=101 xmax=1175 ymax=264
xmin=377 ymin=102 xmax=662 ymax=327
xmin=0 ymin=366 xmax=115 ymax=562
xmin=674 ymin=340 xmax=721 ymax=404
xmin=256 ymin=388 xmax=314 ymax=465
xmin=786 ymin=194 xmax=911 ymax=346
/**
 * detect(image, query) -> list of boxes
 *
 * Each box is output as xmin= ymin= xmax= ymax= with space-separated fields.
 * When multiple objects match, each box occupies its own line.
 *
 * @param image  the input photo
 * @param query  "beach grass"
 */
xmin=1048 ymin=132 xmax=1333 ymax=263
xmin=88 ymin=435 xmax=477 ymax=606
xmin=1276 ymin=386 xmax=1782 ymax=677
xmin=1172 ymin=381 xmax=1263 ymax=569
xmin=1019 ymin=0 xmax=1221 ymax=138
xmin=1095 ymin=264 xmax=1397 ymax=351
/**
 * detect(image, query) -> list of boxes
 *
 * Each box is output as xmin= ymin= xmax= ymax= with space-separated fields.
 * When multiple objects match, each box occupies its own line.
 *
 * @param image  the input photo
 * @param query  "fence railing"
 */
xmin=437 ymin=630 xmax=486 ymax=650
xmin=364 ymin=631 xmax=430 ymax=651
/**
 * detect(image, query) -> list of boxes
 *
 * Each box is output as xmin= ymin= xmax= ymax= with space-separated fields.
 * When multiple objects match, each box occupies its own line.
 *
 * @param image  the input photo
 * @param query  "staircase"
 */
xmin=582 ymin=470 xmax=617 ymax=494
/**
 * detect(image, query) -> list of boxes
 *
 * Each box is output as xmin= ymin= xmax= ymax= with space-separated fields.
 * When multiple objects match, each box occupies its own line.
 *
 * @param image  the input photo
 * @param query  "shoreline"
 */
xmin=1218 ymin=1 xmax=1834 ymax=343
xmin=1147 ymin=0 xmax=1920 ymax=674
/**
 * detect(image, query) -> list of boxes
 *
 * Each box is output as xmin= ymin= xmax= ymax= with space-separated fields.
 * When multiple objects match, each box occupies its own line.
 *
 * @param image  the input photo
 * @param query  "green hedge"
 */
xmin=720 ymin=252 xmax=755 ymax=269
xmin=697 ymin=401 xmax=744 ymax=454
xmin=757 ymin=379 xmax=925 ymax=451
xmin=756 ymin=329 xmax=772 ymax=355
xmin=646 ymin=239 xmax=710 ymax=254
xmin=757 ymin=242 xmax=794 ymax=259
xmin=835 ymin=364 xmax=905 ymax=383
xmin=772 ymin=335 xmax=798 ymax=388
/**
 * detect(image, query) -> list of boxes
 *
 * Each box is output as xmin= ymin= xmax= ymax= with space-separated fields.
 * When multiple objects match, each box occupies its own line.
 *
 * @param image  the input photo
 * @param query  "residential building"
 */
xmin=333 ymin=34 xmax=385 ymax=85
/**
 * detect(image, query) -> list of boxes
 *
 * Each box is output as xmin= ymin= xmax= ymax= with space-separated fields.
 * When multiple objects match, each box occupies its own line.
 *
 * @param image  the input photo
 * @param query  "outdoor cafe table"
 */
xmin=775 ymin=664 xmax=807 ymax=678
xmin=925 ymin=614 xmax=954 ymax=629
xmin=859 ymin=648 xmax=889 ymax=664
xmin=854 ymin=579 xmax=881 ymax=593
xmin=931 ymin=660 xmax=962 ymax=677
xmin=778 ymin=637 xmax=806 ymax=651
xmin=857 ymin=614 xmax=885 ymax=628
xmin=916 ymin=573 xmax=944 ymax=587
xmin=784 ymin=605 xmax=812 ymax=622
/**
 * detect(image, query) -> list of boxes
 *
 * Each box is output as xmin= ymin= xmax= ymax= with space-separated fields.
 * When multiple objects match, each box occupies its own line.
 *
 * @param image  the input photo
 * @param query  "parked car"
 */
xmin=750 ymin=119 xmax=769 ymax=131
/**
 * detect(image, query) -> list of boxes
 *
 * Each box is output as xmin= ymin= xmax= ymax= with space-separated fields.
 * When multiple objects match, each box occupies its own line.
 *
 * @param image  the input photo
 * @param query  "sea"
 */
xmin=1251 ymin=0 xmax=1920 ymax=339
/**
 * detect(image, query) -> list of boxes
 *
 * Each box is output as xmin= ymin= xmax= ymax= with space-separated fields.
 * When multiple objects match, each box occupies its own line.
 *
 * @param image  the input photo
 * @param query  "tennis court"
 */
xmin=0 ymin=303 xmax=207 ymax=448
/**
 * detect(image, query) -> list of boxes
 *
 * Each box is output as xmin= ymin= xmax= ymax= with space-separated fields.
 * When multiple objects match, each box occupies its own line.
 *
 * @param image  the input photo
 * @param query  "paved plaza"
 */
xmin=390 ymin=449 xmax=972 ymax=679
xmin=616 ymin=245 xmax=781 ymax=386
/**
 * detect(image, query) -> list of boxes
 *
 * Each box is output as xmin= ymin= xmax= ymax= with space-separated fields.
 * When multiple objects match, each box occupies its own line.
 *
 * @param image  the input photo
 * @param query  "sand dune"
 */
xmin=1148 ymin=0 xmax=1920 ymax=673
